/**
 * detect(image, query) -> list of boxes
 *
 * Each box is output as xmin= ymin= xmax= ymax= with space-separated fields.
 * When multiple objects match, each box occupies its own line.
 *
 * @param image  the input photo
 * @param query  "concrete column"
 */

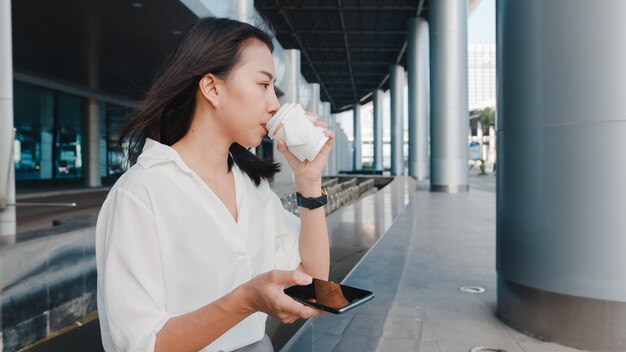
xmin=308 ymin=83 xmax=320 ymax=115
xmin=487 ymin=125 xmax=496 ymax=169
xmin=274 ymin=49 xmax=300 ymax=185
xmin=352 ymin=104 xmax=362 ymax=171
xmin=407 ymin=17 xmax=430 ymax=181
xmin=324 ymin=115 xmax=333 ymax=176
xmin=278 ymin=49 xmax=300 ymax=106
xmin=233 ymin=0 xmax=254 ymax=23
xmin=322 ymin=102 xmax=331 ymax=124
xmin=497 ymin=1 xmax=626 ymax=350
xmin=337 ymin=125 xmax=343 ymax=172
xmin=335 ymin=121 xmax=345 ymax=173
xmin=344 ymin=131 xmax=348 ymax=171
xmin=476 ymin=121 xmax=483 ymax=160
xmin=40 ymin=94 xmax=54 ymax=179
xmin=372 ymin=89 xmax=384 ymax=172
xmin=340 ymin=128 xmax=348 ymax=172
xmin=347 ymin=131 xmax=352 ymax=170
xmin=335 ymin=120 xmax=345 ymax=173
xmin=82 ymin=98 xmax=101 ymax=188
xmin=334 ymin=122 xmax=340 ymax=173
xmin=0 ymin=0 xmax=15 ymax=243
xmin=322 ymin=103 xmax=333 ymax=176
xmin=389 ymin=64 xmax=404 ymax=175
xmin=429 ymin=0 xmax=469 ymax=192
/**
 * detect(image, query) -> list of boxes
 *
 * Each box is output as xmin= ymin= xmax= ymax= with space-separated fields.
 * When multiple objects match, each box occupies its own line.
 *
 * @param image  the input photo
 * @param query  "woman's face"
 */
xmin=218 ymin=39 xmax=280 ymax=148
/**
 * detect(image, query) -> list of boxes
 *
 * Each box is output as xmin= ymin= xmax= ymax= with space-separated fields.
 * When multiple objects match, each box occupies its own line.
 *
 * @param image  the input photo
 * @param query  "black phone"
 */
xmin=284 ymin=278 xmax=374 ymax=314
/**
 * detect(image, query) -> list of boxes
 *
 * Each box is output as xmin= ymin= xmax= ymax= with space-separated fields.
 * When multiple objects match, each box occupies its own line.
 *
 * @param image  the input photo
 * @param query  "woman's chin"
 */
xmin=239 ymin=138 xmax=262 ymax=150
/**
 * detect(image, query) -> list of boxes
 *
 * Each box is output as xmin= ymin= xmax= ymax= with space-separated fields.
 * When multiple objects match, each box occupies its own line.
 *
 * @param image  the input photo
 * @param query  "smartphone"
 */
xmin=284 ymin=278 xmax=374 ymax=314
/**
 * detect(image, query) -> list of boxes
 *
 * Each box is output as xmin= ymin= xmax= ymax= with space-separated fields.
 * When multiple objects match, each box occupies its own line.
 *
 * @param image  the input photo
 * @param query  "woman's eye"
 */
xmin=260 ymin=83 xmax=270 ymax=89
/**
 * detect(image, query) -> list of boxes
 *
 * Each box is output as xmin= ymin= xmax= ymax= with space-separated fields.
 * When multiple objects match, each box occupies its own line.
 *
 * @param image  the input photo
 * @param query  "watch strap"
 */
xmin=296 ymin=187 xmax=328 ymax=209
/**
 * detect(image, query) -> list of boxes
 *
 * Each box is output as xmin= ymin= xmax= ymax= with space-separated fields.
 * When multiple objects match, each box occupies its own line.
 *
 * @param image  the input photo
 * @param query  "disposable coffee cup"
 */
xmin=267 ymin=103 xmax=329 ymax=161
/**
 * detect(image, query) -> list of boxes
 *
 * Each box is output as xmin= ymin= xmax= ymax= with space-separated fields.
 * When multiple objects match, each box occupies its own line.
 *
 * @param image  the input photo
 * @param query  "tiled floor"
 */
xmin=284 ymin=175 xmax=585 ymax=352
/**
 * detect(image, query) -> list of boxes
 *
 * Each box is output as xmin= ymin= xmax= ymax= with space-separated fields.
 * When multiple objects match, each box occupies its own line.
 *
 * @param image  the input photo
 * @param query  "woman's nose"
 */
xmin=268 ymin=90 xmax=280 ymax=114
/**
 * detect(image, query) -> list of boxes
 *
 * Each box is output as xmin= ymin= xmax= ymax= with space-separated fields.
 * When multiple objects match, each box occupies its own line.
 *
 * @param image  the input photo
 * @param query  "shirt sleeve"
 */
xmin=270 ymin=190 xmax=302 ymax=271
xmin=96 ymin=187 xmax=177 ymax=352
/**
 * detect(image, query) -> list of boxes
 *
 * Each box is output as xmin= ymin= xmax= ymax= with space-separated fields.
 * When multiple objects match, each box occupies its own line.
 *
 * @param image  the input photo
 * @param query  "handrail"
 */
xmin=5 ymin=202 xmax=77 ymax=207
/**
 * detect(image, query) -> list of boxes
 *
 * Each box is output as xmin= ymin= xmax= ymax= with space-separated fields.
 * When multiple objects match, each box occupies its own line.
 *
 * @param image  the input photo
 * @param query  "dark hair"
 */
xmin=119 ymin=17 xmax=280 ymax=185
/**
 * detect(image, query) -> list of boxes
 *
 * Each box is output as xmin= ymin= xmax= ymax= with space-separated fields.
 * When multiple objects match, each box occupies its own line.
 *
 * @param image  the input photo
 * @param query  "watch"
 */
xmin=296 ymin=187 xmax=328 ymax=209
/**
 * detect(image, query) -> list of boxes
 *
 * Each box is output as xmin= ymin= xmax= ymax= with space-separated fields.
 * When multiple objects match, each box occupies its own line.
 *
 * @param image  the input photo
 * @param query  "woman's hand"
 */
xmin=238 ymin=270 xmax=324 ymax=324
xmin=276 ymin=110 xmax=334 ymax=196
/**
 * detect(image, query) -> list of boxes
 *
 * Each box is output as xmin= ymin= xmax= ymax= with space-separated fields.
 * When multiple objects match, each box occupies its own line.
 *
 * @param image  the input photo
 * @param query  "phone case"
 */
xmin=284 ymin=279 xmax=374 ymax=314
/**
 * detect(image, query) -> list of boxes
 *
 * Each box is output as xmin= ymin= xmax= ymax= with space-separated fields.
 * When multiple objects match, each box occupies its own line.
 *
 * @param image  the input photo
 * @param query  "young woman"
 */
xmin=95 ymin=17 xmax=332 ymax=352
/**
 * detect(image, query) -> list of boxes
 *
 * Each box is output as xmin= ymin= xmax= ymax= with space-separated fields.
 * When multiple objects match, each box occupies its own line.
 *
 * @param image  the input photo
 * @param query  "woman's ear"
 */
xmin=199 ymin=74 xmax=220 ymax=108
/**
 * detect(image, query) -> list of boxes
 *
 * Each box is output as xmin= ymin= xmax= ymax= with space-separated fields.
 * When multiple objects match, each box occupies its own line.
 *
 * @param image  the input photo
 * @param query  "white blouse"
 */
xmin=96 ymin=139 xmax=301 ymax=352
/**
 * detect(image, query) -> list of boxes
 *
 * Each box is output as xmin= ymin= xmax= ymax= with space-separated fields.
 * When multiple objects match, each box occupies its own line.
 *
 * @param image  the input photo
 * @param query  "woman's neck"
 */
xmin=172 ymin=111 xmax=232 ymax=180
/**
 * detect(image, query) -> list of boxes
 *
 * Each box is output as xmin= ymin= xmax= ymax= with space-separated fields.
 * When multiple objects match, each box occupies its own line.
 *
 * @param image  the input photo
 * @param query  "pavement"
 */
xmin=12 ymin=173 xmax=589 ymax=351
xmin=283 ymin=173 xmax=585 ymax=352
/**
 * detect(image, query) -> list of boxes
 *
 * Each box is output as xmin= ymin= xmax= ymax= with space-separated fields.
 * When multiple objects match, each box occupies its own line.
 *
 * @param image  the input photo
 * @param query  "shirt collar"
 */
xmin=136 ymin=138 xmax=192 ymax=173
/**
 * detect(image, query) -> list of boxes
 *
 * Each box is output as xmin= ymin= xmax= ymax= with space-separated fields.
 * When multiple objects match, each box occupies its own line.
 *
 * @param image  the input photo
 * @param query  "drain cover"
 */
xmin=459 ymin=286 xmax=486 ymax=294
xmin=470 ymin=347 xmax=506 ymax=352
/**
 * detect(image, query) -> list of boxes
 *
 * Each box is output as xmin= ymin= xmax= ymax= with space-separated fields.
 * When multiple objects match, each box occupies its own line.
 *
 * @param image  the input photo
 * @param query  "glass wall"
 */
xmin=13 ymin=80 xmax=130 ymax=183
xmin=54 ymin=93 xmax=83 ymax=179
xmin=14 ymin=82 xmax=56 ymax=180
xmin=104 ymin=104 xmax=129 ymax=177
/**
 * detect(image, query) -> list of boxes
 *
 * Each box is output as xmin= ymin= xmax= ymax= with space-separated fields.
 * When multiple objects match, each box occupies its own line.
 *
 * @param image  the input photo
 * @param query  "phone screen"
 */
xmin=284 ymin=278 xmax=374 ymax=314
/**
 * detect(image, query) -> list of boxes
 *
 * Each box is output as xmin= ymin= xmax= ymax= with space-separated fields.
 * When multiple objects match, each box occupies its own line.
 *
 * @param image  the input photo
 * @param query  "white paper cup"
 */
xmin=267 ymin=103 xmax=329 ymax=161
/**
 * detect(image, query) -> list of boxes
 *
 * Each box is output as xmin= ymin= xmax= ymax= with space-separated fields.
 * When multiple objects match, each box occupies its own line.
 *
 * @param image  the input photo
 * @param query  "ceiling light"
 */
xmin=132 ymin=2 xmax=143 ymax=8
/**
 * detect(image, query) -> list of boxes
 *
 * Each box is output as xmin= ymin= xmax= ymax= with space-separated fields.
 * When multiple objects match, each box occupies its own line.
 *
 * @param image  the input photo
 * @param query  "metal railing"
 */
xmin=280 ymin=177 xmax=377 ymax=216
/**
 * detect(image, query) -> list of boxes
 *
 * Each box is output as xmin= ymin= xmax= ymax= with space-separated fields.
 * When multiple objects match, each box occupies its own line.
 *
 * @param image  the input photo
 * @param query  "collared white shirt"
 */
xmin=96 ymin=139 xmax=301 ymax=351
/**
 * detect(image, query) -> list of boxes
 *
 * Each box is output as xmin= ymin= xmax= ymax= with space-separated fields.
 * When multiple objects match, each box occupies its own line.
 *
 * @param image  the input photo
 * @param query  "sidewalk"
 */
xmin=283 ymin=175 xmax=583 ymax=352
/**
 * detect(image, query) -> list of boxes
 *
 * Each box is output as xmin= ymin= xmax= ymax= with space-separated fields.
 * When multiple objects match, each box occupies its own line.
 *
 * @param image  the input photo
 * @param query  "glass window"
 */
xmin=105 ymin=104 xmax=130 ymax=176
xmin=54 ymin=93 xmax=83 ymax=179
xmin=13 ymin=82 xmax=55 ymax=180
xmin=99 ymin=103 xmax=107 ymax=177
xmin=13 ymin=81 xmax=133 ymax=183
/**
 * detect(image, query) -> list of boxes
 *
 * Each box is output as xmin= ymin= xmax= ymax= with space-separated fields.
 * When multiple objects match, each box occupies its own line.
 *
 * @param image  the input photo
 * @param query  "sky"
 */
xmin=468 ymin=0 xmax=495 ymax=44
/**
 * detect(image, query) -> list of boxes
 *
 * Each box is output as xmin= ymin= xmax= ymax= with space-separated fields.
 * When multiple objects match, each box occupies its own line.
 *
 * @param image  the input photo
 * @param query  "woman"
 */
xmin=96 ymin=17 xmax=332 ymax=352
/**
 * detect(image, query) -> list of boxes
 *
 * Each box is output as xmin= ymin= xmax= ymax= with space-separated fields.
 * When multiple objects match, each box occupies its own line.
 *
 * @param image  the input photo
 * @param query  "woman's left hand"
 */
xmin=276 ymin=110 xmax=334 ymax=196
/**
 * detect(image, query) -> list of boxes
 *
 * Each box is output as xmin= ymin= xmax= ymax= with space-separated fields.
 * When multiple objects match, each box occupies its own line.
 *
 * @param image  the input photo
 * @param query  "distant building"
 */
xmin=468 ymin=44 xmax=496 ymax=110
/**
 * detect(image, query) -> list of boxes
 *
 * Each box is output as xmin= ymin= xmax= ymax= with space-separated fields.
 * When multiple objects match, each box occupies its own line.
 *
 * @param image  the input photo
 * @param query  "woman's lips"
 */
xmin=261 ymin=124 xmax=268 ymax=134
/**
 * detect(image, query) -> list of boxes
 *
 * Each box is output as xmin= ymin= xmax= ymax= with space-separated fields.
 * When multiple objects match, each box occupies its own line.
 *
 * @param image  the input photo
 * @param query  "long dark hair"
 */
xmin=119 ymin=17 xmax=280 ymax=185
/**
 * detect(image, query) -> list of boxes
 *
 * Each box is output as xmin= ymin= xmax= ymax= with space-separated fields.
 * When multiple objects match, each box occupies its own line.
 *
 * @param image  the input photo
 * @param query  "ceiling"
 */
xmin=12 ymin=0 xmax=198 ymax=102
xmin=13 ymin=0 xmax=477 ymax=114
xmin=255 ymin=0 xmax=427 ymax=112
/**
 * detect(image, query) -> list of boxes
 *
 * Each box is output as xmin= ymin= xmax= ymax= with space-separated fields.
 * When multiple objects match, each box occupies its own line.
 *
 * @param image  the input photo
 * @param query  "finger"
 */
xmin=315 ymin=133 xmax=334 ymax=158
xmin=282 ymin=317 xmax=298 ymax=324
xmin=297 ymin=305 xmax=325 ymax=319
xmin=276 ymin=311 xmax=300 ymax=324
xmin=276 ymin=141 xmax=301 ymax=166
xmin=290 ymin=270 xmax=313 ymax=285
xmin=313 ymin=119 xmax=328 ymax=129
xmin=271 ymin=269 xmax=313 ymax=286
xmin=280 ymin=297 xmax=321 ymax=319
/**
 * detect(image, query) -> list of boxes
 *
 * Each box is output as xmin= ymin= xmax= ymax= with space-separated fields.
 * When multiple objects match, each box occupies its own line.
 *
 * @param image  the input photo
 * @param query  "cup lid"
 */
xmin=267 ymin=103 xmax=295 ymax=138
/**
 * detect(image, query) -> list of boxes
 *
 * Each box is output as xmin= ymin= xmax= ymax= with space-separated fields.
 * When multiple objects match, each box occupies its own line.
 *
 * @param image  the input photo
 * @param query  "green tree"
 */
xmin=477 ymin=106 xmax=495 ymax=135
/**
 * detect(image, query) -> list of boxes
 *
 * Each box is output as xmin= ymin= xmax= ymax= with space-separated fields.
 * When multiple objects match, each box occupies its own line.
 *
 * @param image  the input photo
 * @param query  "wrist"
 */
xmin=296 ymin=182 xmax=322 ymax=197
xmin=229 ymin=284 xmax=255 ymax=316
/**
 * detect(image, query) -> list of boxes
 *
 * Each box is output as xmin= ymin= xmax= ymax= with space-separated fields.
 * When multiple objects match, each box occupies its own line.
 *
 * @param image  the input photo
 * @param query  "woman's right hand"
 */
xmin=238 ymin=270 xmax=323 ymax=324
